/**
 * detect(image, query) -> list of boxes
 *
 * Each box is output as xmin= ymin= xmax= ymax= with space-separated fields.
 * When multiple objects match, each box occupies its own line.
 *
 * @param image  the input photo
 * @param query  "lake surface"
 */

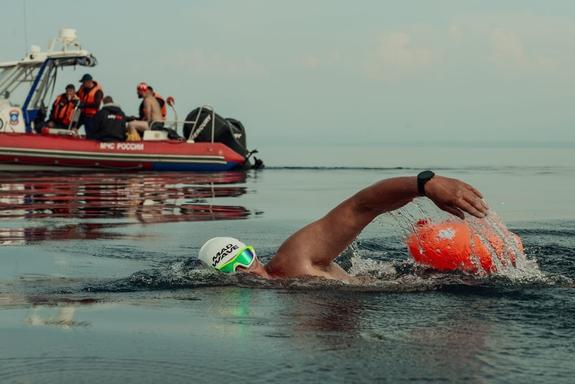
xmin=0 ymin=146 xmax=574 ymax=383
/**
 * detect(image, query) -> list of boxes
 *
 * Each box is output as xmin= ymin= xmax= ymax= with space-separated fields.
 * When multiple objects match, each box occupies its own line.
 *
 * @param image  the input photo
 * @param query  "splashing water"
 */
xmin=345 ymin=243 xmax=397 ymax=279
xmin=468 ymin=213 xmax=545 ymax=280
xmin=382 ymin=198 xmax=545 ymax=282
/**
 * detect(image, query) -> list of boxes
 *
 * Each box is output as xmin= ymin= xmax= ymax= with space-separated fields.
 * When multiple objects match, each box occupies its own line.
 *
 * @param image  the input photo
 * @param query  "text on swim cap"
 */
xmin=212 ymin=243 xmax=239 ymax=267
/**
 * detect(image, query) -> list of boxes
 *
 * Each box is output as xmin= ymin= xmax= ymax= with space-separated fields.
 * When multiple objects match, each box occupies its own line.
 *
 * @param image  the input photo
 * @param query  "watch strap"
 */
xmin=417 ymin=170 xmax=435 ymax=196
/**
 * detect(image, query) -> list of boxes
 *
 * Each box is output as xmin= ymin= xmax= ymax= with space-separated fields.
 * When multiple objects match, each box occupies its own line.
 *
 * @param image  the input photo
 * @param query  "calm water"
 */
xmin=0 ymin=146 xmax=574 ymax=383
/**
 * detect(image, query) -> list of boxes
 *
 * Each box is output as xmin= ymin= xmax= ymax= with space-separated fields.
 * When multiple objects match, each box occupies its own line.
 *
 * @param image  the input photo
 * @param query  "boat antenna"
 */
xmin=23 ymin=0 xmax=30 ymax=53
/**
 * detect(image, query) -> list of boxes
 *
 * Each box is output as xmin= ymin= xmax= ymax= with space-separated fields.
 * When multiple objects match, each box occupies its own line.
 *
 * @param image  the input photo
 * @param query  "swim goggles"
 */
xmin=217 ymin=246 xmax=256 ymax=273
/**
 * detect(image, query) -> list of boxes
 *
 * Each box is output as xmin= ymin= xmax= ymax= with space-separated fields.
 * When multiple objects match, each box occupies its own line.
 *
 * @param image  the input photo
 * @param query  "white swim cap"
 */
xmin=198 ymin=237 xmax=255 ymax=272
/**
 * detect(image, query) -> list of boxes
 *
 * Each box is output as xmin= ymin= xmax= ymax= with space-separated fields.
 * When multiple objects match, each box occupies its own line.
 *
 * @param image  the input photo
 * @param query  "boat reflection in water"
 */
xmin=0 ymin=172 xmax=252 ymax=244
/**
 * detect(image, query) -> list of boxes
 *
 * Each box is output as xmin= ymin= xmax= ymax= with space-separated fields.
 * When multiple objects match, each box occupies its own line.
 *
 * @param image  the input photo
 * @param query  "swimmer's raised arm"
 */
xmin=266 ymin=175 xmax=487 ymax=279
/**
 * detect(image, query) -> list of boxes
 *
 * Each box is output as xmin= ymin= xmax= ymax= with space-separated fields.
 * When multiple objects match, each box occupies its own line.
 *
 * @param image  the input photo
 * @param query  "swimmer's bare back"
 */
xmin=261 ymin=175 xmax=488 ymax=281
xmin=143 ymin=95 xmax=163 ymax=124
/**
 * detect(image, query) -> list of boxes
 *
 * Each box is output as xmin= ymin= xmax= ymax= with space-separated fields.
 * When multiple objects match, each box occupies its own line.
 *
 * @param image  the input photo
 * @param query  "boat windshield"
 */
xmin=0 ymin=64 xmax=42 ymax=103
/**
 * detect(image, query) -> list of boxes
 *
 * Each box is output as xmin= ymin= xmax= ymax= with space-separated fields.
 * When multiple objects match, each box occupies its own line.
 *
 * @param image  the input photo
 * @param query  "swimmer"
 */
xmin=127 ymin=83 xmax=164 ymax=135
xmin=199 ymin=171 xmax=489 ymax=282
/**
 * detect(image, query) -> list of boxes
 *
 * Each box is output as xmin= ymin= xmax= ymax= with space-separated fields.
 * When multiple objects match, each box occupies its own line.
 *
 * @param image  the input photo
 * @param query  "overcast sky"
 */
xmin=1 ymin=0 xmax=574 ymax=147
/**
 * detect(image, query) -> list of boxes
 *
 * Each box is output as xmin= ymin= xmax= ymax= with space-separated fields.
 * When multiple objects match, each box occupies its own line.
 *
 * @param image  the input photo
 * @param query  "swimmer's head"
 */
xmin=198 ymin=237 xmax=256 ymax=273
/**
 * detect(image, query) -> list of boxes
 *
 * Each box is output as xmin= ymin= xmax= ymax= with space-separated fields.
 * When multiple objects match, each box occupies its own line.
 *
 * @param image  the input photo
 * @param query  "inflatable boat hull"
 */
xmin=0 ymin=133 xmax=247 ymax=172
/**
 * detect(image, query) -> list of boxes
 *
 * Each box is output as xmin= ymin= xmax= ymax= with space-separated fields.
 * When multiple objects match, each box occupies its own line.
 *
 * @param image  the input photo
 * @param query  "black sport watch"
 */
xmin=417 ymin=170 xmax=435 ymax=196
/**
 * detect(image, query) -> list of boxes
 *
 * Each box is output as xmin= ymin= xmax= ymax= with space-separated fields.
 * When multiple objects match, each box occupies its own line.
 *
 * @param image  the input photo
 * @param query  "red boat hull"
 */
xmin=0 ymin=133 xmax=246 ymax=171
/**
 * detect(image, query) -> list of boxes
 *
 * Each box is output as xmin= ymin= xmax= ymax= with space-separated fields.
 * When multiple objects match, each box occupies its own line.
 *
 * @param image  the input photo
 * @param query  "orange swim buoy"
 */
xmin=405 ymin=220 xmax=523 ymax=274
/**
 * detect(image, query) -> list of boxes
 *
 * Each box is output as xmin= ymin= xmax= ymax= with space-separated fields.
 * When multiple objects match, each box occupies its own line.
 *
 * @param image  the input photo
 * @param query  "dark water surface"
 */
xmin=1 ymin=156 xmax=574 ymax=383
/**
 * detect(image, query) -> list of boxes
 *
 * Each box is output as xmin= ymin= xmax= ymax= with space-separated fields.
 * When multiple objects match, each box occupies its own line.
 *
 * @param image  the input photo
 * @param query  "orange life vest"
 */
xmin=154 ymin=92 xmax=167 ymax=119
xmin=77 ymin=81 xmax=103 ymax=118
xmin=51 ymin=94 xmax=77 ymax=127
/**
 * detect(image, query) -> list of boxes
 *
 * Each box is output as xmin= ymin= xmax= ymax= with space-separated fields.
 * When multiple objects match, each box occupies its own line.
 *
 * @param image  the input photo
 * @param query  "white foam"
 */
xmin=384 ymin=200 xmax=545 ymax=282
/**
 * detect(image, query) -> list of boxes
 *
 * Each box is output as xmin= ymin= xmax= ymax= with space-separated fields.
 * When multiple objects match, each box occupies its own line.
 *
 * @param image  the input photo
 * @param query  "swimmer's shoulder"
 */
xmin=265 ymin=251 xmax=316 ymax=279
xmin=266 ymin=252 xmax=353 ymax=281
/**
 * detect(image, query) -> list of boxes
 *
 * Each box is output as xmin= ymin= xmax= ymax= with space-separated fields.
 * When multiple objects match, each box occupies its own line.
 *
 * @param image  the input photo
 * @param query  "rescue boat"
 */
xmin=0 ymin=29 xmax=263 ymax=172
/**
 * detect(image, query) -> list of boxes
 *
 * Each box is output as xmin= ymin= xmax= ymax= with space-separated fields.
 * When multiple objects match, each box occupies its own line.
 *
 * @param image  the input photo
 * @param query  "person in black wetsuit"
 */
xmin=91 ymin=96 xmax=127 ymax=142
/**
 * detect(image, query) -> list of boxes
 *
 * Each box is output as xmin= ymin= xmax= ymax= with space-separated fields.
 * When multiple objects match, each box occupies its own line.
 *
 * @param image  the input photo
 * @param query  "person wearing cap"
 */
xmin=76 ymin=74 xmax=104 ymax=139
xmin=91 ymin=96 xmax=127 ymax=142
xmin=47 ymin=84 xmax=79 ymax=129
xmin=138 ymin=85 xmax=168 ymax=121
xmin=127 ymin=82 xmax=164 ymax=135
xmin=199 ymin=172 xmax=489 ymax=282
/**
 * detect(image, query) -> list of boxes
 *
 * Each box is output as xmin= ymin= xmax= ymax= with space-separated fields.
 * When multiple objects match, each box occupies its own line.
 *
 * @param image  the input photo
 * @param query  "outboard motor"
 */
xmin=183 ymin=107 xmax=263 ymax=169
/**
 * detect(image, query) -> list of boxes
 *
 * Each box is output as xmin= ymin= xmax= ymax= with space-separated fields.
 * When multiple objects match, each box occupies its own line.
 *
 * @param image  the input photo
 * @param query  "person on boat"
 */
xmin=76 ymin=74 xmax=104 ymax=139
xmin=128 ymin=82 xmax=163 ymax=134
xmin=91 ymin=96 xmax=127 ymax=142
xmin=198 ymin=172 xmax=489 ymax=281
xmin=139 ymin=85 xmax=168 ymax=121
xmin=47 ymin=84 xmax=79 ymax=129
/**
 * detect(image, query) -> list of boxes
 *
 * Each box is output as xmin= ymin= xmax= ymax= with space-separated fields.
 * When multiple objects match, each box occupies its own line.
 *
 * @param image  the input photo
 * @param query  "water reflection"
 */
xmin=274 ymin=292 xmax=492 ymax=381
xmin=195 ymin=287 xmax=493 ymax=381
xmin=0 ymin=172 xmax=252 ymax=244
xmin=25 ymin=302 xmax=96 ymax=329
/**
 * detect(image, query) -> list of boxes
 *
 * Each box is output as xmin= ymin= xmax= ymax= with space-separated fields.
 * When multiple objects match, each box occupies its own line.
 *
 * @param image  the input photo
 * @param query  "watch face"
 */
xmin=419 ymin=170 xmax=434 ymax=180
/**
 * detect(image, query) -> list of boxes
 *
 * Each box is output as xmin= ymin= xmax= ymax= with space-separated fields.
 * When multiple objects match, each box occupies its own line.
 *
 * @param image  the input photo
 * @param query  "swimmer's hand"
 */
xmin=425 ymin=176 xmax=488 ymax=219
